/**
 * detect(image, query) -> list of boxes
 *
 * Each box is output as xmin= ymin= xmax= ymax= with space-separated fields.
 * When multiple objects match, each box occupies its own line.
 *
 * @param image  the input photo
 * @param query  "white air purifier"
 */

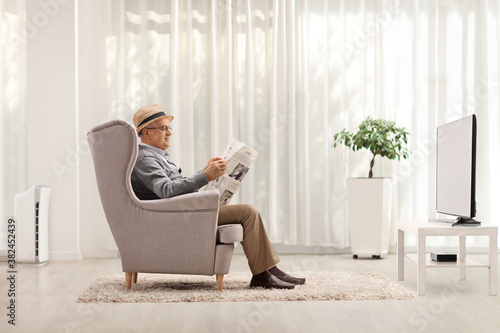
xmin=14 ymin=185 xmax=51 ymax=264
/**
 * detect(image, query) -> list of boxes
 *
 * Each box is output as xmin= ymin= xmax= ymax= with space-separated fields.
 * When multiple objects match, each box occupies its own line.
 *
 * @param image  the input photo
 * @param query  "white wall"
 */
xmin=26 ymin=0 xmax=81 ymax=260
xmin=25 ymin=0 xmax=116 ymax=260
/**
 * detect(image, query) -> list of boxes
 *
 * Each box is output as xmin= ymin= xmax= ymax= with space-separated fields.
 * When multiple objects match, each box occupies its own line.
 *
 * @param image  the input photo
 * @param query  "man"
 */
xmin=131 ymin=104 xmax=305 ymax=289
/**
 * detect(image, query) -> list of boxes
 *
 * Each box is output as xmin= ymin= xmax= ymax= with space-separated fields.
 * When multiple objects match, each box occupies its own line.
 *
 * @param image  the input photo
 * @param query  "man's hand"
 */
xmin=204 ymin=157 xmax=227 ymax=182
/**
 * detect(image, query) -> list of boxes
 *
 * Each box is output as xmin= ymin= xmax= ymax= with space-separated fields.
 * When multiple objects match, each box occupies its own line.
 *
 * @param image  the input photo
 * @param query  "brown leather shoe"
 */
xmin=274 ymin=273 xmax=306 ymax=285
xmin=250 ymin=275 xmax=295 ymax=289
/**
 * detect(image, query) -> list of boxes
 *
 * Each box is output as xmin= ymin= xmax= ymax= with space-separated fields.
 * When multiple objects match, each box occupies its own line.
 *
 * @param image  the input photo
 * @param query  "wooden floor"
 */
xmin=1 ymin=253 xmax=500 ymax=333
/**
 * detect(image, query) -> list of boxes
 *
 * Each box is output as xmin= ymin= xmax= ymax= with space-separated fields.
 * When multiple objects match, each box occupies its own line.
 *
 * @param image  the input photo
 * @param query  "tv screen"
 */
xmin=435 ymin=114 xmax=479 ymax=226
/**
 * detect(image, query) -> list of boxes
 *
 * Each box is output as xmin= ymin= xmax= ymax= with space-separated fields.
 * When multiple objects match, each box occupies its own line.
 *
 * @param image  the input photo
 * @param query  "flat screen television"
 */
xmin=434 ymin=114 xmax=480 ymax=227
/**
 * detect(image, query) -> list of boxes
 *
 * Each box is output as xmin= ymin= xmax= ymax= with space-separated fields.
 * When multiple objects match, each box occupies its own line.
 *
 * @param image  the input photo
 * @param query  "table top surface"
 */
xmin=397 ymin=220 xmax=498 ymax=235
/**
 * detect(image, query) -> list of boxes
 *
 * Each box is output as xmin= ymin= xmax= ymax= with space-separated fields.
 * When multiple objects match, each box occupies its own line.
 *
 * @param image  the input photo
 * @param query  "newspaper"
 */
xmin=205 ymin=138 xmax=258 ymax=206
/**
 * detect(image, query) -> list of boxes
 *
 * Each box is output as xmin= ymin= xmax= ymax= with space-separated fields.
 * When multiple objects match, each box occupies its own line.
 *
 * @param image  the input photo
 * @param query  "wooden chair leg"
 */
xmin=216 ymin=274 xmax=224 ymax=291
xmin=125 ymin=272 xmax=132 ymax=290
xmin=132 ymin=272 xmax=138 ymax=284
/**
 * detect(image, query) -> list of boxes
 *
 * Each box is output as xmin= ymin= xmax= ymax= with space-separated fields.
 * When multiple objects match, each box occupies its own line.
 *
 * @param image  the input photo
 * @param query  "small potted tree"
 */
xmin=333 ymin=117 xmax=410 ymax=259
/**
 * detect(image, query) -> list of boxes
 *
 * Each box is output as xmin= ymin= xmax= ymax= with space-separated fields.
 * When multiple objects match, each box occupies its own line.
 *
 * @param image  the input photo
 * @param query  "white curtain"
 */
xmin=0 ymin=1 xmax=27 ymax=254
xmin=102 ymin=0 xmax=500 ymax=250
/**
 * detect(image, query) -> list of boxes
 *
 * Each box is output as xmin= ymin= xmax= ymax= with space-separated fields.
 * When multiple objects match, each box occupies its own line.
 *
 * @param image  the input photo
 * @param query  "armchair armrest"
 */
xmin=132 ymin=189 xmax=220 ymax=212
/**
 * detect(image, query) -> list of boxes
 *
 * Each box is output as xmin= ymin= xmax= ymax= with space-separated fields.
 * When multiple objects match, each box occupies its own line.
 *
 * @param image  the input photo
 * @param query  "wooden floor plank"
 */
xmin=1 ymin=254 xmax=500 ymax=333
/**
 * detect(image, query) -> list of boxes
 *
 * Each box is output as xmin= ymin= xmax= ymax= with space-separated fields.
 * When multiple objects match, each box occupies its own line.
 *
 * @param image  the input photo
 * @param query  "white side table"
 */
xmin=397 ymin=220 xmax=498 ymax=296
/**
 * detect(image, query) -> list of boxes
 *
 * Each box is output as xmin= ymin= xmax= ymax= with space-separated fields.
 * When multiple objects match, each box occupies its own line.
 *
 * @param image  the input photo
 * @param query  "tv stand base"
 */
xmin=452 ymin=217 xmax=481 ymax=227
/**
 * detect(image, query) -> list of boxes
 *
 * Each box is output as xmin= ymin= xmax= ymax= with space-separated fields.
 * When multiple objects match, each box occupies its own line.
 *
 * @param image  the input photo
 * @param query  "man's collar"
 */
xmin=139 ymin=142 xmax=169 ymax=156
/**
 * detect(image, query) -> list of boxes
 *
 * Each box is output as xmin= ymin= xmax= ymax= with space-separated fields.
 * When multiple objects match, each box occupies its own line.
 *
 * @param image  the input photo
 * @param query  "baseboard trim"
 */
xmin=49 ymin=250 xmax=83 ymax=261
xmin=234 ymin=243 xmax=351 ymax=255
xmin=81 ymin=249 xmax=120 ymax=259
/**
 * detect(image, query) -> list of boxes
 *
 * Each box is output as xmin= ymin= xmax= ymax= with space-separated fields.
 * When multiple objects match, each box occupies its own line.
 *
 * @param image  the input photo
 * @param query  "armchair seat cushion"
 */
xmin=217 ymin=224 xmax=244 ymax=244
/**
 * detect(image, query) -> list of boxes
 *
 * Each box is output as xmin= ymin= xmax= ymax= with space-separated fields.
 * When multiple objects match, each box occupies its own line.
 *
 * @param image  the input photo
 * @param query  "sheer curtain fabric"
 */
xmin=100 ymin=0 xmax=500 ymax=250
xmin=0 ymin=1 xmax=27 ymax=254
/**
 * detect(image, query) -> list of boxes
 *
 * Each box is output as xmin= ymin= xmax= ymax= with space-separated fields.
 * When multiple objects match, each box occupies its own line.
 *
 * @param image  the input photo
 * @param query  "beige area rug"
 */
xmin=76 ymin=272 xmax=414 ymax=303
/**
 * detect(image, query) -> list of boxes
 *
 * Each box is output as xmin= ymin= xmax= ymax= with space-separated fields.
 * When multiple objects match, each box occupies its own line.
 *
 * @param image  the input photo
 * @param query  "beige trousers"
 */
xmin=218 ymin=204 xmax=280 ymax=275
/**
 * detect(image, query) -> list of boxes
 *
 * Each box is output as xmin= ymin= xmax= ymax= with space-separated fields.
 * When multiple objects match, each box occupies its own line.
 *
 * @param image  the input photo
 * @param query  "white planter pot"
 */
xmin=347 ymin=178 xmax=391 ymax=259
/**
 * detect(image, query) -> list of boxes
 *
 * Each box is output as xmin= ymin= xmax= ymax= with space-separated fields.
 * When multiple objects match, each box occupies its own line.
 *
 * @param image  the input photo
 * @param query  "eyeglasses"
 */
xmin=146 ymin=126 xmax=172 ymax=133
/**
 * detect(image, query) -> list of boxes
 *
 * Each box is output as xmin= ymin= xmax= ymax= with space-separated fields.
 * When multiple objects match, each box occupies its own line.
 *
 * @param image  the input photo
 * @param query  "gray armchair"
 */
xmin=87 ymin=120 xmax=243 ymax=291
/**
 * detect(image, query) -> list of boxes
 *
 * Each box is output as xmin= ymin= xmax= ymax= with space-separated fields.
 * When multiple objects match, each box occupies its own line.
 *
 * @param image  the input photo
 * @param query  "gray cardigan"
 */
xmin=131 ymin=143 xmax=208 ymax=200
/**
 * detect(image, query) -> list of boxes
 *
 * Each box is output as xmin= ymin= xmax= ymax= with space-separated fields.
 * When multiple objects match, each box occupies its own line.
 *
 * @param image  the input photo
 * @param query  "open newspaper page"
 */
xmin=205 ymin=138 xmax=258 ymax=206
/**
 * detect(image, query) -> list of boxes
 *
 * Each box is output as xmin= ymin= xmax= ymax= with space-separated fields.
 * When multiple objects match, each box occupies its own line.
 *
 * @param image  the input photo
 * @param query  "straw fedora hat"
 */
xmin=133 ymin=104 xmax=174 ymax=134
